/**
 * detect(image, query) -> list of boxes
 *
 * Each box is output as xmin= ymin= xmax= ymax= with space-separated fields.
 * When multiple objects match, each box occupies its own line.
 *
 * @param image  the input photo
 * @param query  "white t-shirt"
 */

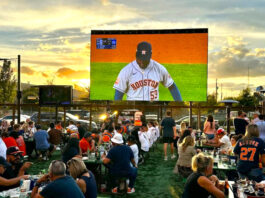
xmin=155 ymin=126 xmax=160 ymax=138
xmin=130 ymin=144 xmax=139 ymax=165
xmin=138 ymin=131 xmax=150 ymax=152
xmin=219 ymin=135 xmax=232 ymax=152
xmin=146 ymin=130 xmax=153 ymax=146
xmin=0 ymin=138 xmax=7 ymax=159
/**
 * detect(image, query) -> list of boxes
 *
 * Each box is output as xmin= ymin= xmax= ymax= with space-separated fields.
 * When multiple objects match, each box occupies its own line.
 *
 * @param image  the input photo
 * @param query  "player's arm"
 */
xmin=168 ymin=83 xmax=182 ymax=101
xmin=114 ymin=89 xmax=124 ymax=100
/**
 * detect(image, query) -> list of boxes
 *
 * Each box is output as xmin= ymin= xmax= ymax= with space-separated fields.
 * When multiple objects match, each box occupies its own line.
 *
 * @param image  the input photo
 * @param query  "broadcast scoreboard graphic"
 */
xmin=90 ymin=29 xmax=208 ymax=101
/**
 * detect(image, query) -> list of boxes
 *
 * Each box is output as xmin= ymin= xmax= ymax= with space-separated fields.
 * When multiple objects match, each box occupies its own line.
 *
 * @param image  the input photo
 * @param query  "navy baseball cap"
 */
xmin=6 ymin=146 xmax=23 ymax=156
xmin=136 ymin=42 xmax=152 ymax=61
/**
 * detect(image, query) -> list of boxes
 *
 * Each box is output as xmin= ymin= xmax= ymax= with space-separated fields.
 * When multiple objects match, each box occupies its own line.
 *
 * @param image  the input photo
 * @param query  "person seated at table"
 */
xmin=234 ymin=124 xmax=265 ymax=182
xmin=228 ymin=134 xmax=243 ymax=155
xmin=102 ymin=133 xmax=137 ymax=194
xmin=28 ymin=121 xmax=36 ymax=136
xmin=91 ymin=128 xmax=102 ymax=145
xmin=204 ymin=128 xmax=231 ymax=154
xmin=147 ymin=121 xmax=157 ymax=145
xmin=127 ymin=135 xmax=139 ymax=166
xmin=1 ymin=132 xmax=18 ymax=149
xmin=182 ymin=153 xmax=225 ymax=198
xmin=0 ymin=136 xmax=7 ymax=159
xmin=138 ymin=124 xmax=150 ymax=153
xmin=48 ymin=122 xmax=63 ymax=147
xmin=102 ymin=129 xmax=113 ymax=143
xmin=177 ymin=129 xmax=191 ymax=146
xmin=67 ymin=121 xmax=79 ymax=138
xmin=34 ymin=124 xmax=56 ymax=159
xmin=67 ymin=157 xmax=97 ymax=198
xmin=0 ymin=156 xmax=29 ymax=192
xmin=31 ymin=160 xmax=85 ymax=198
xmin=203 ymin=115 xmax=216 ymax=140
xmin=79 ymin=132 xmax=95 ymax=155
xmin=174 ymin=136 xmax=197 ymax=178
xmin=1 ymin=147 xmax=32 ymax=191
xmin=55 ymin=121 xmax=63 ymax=131
xmin=9 ymin=127 xmax=26 ymax=156
xmin=62 ymin=137 xmax=81 ymax=164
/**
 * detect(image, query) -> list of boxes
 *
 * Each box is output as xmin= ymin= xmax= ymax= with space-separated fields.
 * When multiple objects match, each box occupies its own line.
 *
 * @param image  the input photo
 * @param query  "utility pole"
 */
xmin=221 ymin=83 xmax=223 ymax=101
xmin=17 ymin=55 xmax=21 ymax=123
xmin=216 ymin=79 xmax=218 ymax=102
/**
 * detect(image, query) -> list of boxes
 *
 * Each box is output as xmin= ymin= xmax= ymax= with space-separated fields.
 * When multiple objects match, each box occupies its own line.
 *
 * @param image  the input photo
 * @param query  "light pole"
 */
xmin=220 ymin=99 xmax=239 ymax=134
xmin=0 ymin=55 xmax=21 ymax=123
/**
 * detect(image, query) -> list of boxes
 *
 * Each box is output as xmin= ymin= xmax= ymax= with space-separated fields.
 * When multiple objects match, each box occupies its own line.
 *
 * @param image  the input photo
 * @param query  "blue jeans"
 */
xmin=238 ymin=168 xmax=265 ymax=182
xmin=206 ymin=134 xmax=215 ymax=140
xmin=110 ymin=167 xmax=138 ymax=188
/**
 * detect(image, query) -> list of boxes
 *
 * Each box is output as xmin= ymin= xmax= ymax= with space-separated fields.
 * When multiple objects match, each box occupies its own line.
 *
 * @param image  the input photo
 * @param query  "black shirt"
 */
xmin=78 ymin=126 xmax=86 ymax=139
xmin=81 ymin=171 xmax=97 ymax=198
xmin=161 ymin=117 xmax=175 ymax=137
xmin=0 ymin=163 xmax=23 ymax=192
xmin=234 ymin=118 xmax=248 ymax=135
xmin=182 ymin=172 xmax=210 ymax=198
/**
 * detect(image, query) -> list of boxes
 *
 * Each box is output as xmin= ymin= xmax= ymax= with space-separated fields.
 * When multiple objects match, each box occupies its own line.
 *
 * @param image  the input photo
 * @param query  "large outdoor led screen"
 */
xmin=90 ymin=29 xmax=208 ymax=101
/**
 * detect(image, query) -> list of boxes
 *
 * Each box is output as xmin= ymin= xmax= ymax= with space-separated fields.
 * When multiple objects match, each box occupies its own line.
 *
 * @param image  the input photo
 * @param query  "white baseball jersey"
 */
xmin=113 ymin=59 xmax=174 ymax=101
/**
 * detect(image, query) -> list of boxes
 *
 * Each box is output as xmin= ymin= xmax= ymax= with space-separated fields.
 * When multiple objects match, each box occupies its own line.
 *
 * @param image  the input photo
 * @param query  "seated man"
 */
xmin=34 ymin=125 xmax=55 ymax=159
xmin=31 ymin=160 xmax=85 ymax=198
xmin=204 ymin=128 xmax=231 ymax=154
xmin=1 ymin=147 xmax=32 ymax=191
xmin=48 ymin=123 xmax=63 ymax=146
xmin=102 ymin=133 xmax=137 ymax=194
xmin=0 ymin=156 xmax=29 ymax=192
xmin=79 ymin=132 xmax=95 ymax=154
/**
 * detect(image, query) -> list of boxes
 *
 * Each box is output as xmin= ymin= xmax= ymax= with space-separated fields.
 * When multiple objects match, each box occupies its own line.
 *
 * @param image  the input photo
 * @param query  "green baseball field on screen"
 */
xmin=90 ymin=62 xmax=207 ymax=101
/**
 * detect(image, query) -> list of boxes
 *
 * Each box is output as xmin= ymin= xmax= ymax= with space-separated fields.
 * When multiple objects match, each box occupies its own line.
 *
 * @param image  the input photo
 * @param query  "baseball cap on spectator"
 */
xmin=6 ymin=146 xmax=23 ymax=156
xmin=136 ymin=42 xmax=152 ymax=61
xmin=0 ymin=156 xmax=11 ymax=167
xmin=111 ymin=133 xmax=123 ymax=144
xmin=217 ymin=128 xmax=225 ymax=135
xmin=84 ymin=132 xmax=92 ymax=138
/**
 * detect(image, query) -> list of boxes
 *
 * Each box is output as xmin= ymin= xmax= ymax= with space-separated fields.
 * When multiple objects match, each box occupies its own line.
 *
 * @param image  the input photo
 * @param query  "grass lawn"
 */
xmin=27 ymin=144 xmax=186 ymax=198
xmin=90 ymin=62 xmax=207 ymax=101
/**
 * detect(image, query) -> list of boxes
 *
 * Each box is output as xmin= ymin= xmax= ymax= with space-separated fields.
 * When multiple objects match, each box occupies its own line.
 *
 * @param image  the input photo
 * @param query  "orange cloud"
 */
xmin=42 ymin=72 xmax=48 ymax=78
xmin=56 ymin=67 xmax=89 ymax=79
xmin=21 ymin=66 xmax=35 ymax=75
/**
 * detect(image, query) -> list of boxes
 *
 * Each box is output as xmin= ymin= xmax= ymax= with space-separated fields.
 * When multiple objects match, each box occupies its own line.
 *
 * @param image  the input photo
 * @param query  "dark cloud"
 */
xmin=21 ymin=66 xmax=35 ymax=75
xmin=56 ymin=67 xmax=88 ymax=79
xmin=209 ymin=38 xmax=265 ymax=78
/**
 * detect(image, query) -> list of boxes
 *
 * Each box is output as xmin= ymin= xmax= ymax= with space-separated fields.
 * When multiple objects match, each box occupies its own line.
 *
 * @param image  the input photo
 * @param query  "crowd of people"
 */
xmin=0 ymin=110 xmax=264 ymax=197
xmin=0 ymin=115 xmax=163 ymax=197
xmin=179 ymin=111 xmax=265 ymax=198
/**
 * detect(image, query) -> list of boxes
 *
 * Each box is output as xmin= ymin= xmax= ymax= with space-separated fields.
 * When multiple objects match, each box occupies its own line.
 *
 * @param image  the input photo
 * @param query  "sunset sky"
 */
xmin=0 ymin=0 xmax=264 ymax=100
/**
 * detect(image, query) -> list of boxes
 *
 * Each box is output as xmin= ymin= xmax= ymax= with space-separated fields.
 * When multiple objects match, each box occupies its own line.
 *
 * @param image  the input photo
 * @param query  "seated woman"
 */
xmin=174 ymin=136 xmax=196 ymax=177
xmin=234 ymin=124 xmax=265 ymax=182
xmin=228 ymin=134 xmax=243 ymax=155
xmin=62 ymin=137 xmax=81 ymax=164
xmin=182 ymin=153 xmax=225 ymax=198
xmin=203 ymin=115 xmax=216 ymax=140
xmin=67 ymin=157 xmax=97 ymax=198
xmin=177 ymin=129 xmax=191 ymax=146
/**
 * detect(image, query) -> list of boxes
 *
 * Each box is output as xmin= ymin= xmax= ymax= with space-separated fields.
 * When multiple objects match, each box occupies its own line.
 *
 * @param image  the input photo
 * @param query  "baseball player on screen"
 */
xmin=113 ymin=41 xmax=182 ymax=101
